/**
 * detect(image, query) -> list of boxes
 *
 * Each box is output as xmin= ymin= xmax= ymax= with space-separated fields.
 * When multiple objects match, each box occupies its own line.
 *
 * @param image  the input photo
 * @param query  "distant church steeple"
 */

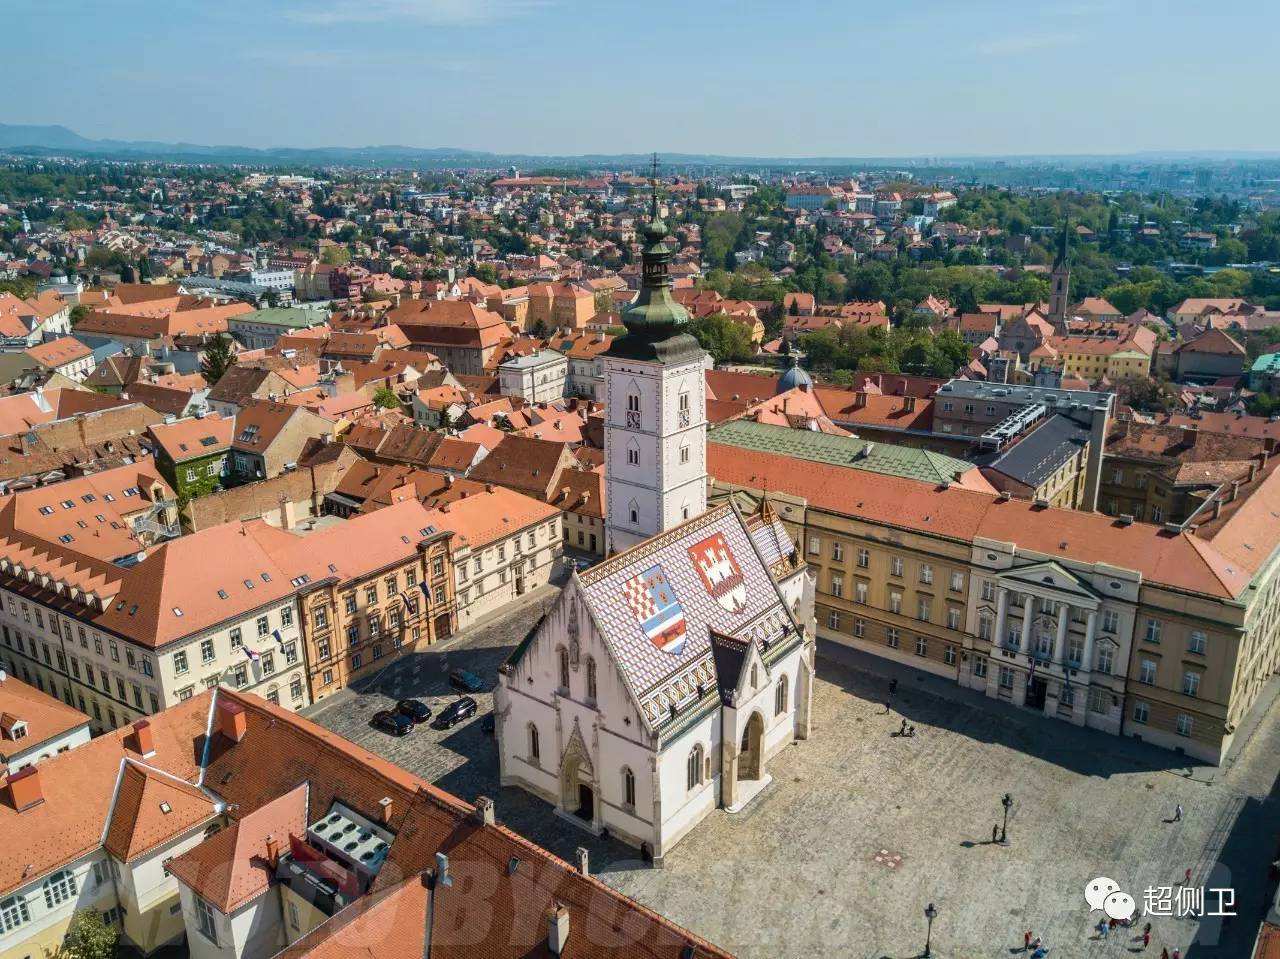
xmin=602 ymin=155 xmax=708 ymax=555
xmin=1049 ymin=220 xmax=1071 ymax=333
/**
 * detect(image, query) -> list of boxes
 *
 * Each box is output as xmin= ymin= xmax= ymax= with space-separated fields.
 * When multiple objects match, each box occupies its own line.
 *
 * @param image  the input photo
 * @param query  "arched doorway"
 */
xmin=560 ymin=753 xmax=594 ymax=821
xmin=738 ymin=712 xmax=764 ymax=782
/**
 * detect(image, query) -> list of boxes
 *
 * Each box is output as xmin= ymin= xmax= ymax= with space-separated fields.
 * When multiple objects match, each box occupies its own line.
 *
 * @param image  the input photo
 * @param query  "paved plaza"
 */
xmin=306 ymin=587 xmax=1280 ymax=958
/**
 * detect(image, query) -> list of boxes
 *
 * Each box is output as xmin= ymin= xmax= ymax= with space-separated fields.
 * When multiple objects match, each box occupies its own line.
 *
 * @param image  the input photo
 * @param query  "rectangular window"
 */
xmin=857 ymin=548 xmax=869 ymax=568
xmin=999 ymin=665 xmax=1014 ymax=690
xmin=827 ymin=609 xmax=840 ymax=630
xmin=280 ymin=606 xmax=293 ymax=628
xmin=886 ymin=627 xmax=899 ymax=649
xmin=1102 ymin=609 xmax=1119 ymax=633
xmin=1132 ymin=700 xmax=1149 ymax=724
xmin=1188 ymin=631 xmax=1206 ymax=655
xmin=1176 ymin=713 xmax=1193 ymax=737
xmin=365 ymin=585 xmax=378 ymax=605
xmin=853 ymin=618 xmax=865 ymax=638
xmin=915 ymin=636 xmax=927 ymax=657
xmin=195 ymin=898 xmax=219 ymax=945
xmin=917 ymin=598 xmax=930 ymax=622
xmin=807 ymin=536 xmax=820 ymax=556
xmin=313 ymin=607 xmax=328 ymax=629
xmin=1088 ymin=687 xmax=1108 ymax=714
xmin=229 ymin=628 xmax=242 ymax=648
xmin=978 ymin=613 xmax=992 ymax=641
xmin=950 ymin=571 xmax=964 ymax=593
xmin=256 ymin=616 xmax=269 ymax=637
xmin=919 ymin=564 xmax=933 ymax=585
xmin=832 ymin=542 xmax=843 ymax=562
xmin=890 ymin=556 xmax=904 ymax=578
xmin=973 ymin=656 xmax=988 ymax=678
xmin=830 ymin=574 xmax=843 ymax=598
xmin=291 ymin=677 xmax=304 ymax=700
xmin=890 ymin=592 xmax=902 ymax=614
xmin=944 ymin=644 xmax=956 ymax=666
xmin=1182 ymin=671 xmax=1200 ymax=697
xmin=173 ymin=650 xmax=188 ymax=675
xmin=344 ymin=594 xmax=357 ymax=615
xmin=947 ymin=607 xmax=961 ymax=630
xmin=855 ymin=581 xmax=868 ymax=604
xmin=1096 ymin=645 xmax=1114 ymax=675
xmin=1139 ymin=659 xmax=1157 ymax=685
xmin=1145 ymin=619 xmax=1162 ymax=644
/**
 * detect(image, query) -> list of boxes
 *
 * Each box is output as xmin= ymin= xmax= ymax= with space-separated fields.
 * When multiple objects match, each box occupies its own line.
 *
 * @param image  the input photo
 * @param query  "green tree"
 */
xmin=69 ymin=304 xmax=91 ymax=327
xmin=320 ymin=245 xmax=350 ymax=266
xmin=62 ymin=910 xmax=119 ymax=959
xmin=687 ymin=314 xmax=754 ymax=363
xmin=200 ymin=334 xmax=236 ymax=385
xmin=372 ymin=386 xmax=402 ymax=410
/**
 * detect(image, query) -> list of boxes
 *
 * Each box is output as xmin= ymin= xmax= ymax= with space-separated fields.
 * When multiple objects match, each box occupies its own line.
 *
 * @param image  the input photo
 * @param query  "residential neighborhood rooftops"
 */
xmin=0 ymin=673 xmax=90 ymax=767
xmin=148 ymin=413 xmax=233 ymax=463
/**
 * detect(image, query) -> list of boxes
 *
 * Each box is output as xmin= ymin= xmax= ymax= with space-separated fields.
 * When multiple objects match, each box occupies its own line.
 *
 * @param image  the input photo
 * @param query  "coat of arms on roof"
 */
xmin=688 ymin=531 xmax=747 ymax=614
xmin=623 ymin=564 xmax=687 ymax=655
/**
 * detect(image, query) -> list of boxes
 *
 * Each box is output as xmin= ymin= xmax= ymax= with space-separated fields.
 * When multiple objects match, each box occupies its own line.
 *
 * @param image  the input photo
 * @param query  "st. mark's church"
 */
xmin=495 ymin=185 xmax=816 ymax=864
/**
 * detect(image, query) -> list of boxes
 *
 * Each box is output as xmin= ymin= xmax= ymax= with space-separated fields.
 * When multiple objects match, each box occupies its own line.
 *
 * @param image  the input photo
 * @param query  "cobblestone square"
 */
xmin=306 ymin=587 xmax=1280 ymax=959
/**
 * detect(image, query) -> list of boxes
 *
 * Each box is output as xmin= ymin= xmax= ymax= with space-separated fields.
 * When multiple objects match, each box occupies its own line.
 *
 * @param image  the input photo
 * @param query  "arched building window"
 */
xmin=585 ymin=657 xmax=597 ymax=702
xmin=528 ymin=723 xmax=540 ymax=764
xmin=557 ymin=646 xmax=570 ymax=691
xmin=775 ymin=676 xmax=789 ymax=716
xmin=686 ymin=744 xmax=704 ymax=791
xmin=622 ymin=766 xmax=635 ymax=808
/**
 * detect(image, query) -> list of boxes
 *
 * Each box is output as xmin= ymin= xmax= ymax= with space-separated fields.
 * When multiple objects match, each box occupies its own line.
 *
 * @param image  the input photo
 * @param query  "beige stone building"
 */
xmin=709 ymin=440 xmax=1280 ymax=764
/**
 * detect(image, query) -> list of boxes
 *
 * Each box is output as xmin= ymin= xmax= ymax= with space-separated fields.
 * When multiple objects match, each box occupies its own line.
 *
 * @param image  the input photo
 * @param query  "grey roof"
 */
xmin=936 ymin=377 xmax=1113 ymax=411
xmin=978 ymin=414 xmax=1089 ymax=487
xmin=499 ymin=349 xmax=566 ymax=370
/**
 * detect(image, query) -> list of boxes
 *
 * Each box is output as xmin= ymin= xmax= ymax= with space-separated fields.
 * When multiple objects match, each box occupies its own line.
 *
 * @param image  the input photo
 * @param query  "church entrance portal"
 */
xmin=575 ymin=783 xmax=594 ymax=821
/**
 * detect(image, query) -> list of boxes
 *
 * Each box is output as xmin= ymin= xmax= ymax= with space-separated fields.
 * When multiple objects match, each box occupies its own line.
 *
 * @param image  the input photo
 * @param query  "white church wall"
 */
xmin=655 ymin=710 xmax=720 ymax=857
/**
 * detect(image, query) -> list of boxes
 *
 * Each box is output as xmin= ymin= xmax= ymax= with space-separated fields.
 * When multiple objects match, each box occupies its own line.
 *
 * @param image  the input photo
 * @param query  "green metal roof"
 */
xmin=1251 ymin=352 xmax=1280 ymax=373
xmin=233 ymin=307 xmax=326 ymax=329
xmin=708 ymin=419 xmax=975 ymax=485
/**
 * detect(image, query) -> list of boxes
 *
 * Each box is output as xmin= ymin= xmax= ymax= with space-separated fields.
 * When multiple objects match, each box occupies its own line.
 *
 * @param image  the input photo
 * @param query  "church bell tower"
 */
xmin=1049 ymin=221 xmax=1071 ymax=333
xmin=603 ymin=157 xmax=707 ymax=554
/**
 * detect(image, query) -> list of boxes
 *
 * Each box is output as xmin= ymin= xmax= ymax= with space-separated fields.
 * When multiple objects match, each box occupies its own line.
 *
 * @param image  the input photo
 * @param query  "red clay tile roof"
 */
xmin=0 ymin=674 xmax=89 ymax=762
xmin=103 ymin=760 xmax=217 ymax=863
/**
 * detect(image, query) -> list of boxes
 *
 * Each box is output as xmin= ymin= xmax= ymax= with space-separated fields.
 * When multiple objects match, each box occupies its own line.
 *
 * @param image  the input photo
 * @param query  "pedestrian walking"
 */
xmin=994 ymin=824 xmax=1001 ymax=844
xmin=884 ymin=700 xmax=891 ymax=715
xmin=1160 ymin=949 xmax=1168 ymax=959
xmin=1143 ymin=922 xmax=1152 ymax=937
xmin=1183 ymin=867 xmax=1192 ymax=886
xmin=889 ymin=678 xmax=898 ymax=696
xmin=1024 ymin=929 xmax=1032 ymax=951
xmin=899 ymin=717 xmax=908 ymax=736
xmin=1143 ymin=931 xmax=1150 ymax=949
xmin=1097 ymin=918 xmax=1109 ymax=939
xmin=1173 ymin=803 xmax=1183 ymax=822
xmin=1171 ymin=949 xmax=1180 ymax=959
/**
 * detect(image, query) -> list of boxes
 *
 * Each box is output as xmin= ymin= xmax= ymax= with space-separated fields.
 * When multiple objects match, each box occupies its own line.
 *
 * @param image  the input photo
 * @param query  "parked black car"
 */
xmin=372 ymin=710 xmax=413 ymax=736
xmin=449 ymin=668 xmax=485 ymax=693
xmin=432 ymin=696 xmax=478 ymax=729
xmin=396 ymin=699 xmax=432 ymax=724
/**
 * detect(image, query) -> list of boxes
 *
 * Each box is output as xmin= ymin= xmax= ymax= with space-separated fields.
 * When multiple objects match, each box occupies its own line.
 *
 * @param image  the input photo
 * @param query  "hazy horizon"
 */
xmin=5 ymin=1 xmax=1279 ymax=157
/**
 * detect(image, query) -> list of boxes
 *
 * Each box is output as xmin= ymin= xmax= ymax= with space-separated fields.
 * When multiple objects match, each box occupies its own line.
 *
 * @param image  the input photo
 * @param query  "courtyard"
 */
xmin=305 ymin=586 xmax=1280 ymax=958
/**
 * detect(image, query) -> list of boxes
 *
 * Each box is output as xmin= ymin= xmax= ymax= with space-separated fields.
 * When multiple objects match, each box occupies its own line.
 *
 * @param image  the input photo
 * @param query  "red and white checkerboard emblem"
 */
xmin=623 ymin=564 xmax=687 ymax=654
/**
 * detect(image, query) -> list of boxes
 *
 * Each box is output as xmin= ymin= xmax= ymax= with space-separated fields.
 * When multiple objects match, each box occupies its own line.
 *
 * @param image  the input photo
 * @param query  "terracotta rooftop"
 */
xmin=0 ymin=673 xmax=90 ymax=765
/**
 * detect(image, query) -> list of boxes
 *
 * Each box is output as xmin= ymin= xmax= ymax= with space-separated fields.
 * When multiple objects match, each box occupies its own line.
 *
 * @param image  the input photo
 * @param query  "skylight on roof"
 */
xmin=172 ymin=607 xmax=183 ymax=617
xmin=261 ymin=572 xmax=271 ymax=582
xmin=217 ymin=589 xmax=228 ymax=599
xmin=61 ymin=500 xmax=73 ymax=509
xmin=38 ymin=506 xmax=53 ymax=516
xmin=243 ymin=579 xmax=254 ymax=590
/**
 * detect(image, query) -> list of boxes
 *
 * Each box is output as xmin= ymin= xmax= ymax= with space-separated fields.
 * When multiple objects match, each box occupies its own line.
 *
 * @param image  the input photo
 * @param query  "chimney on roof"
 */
xmin=378 ymin=796 xmax=394 ymax=825
xmin=854 ymin=391 xmax=868 ymax=409
xmin=474 ymin=796 xmax=495 ymax=826
xmin=574 ymin=847 xmax=589 ymax=877
xmin=5 ymin=765 xmax=42 ymax=812
xmin=216 ymin=697 xmax=248 ymax=743
xmin=547 ymin=903 xmax=570 ymax=956
xmin=265 ymin=834 xmax=280 ymax=867
xmin=131 ymin=719 xmax=156 ymax=758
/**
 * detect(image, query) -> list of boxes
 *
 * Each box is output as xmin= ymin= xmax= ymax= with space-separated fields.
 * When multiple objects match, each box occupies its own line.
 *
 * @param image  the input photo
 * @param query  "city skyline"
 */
xmin=4 ymin=1 xmax=1278 ymax=157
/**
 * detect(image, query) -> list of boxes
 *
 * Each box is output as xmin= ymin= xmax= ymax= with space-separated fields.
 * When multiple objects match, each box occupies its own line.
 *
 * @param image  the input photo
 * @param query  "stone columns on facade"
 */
xmin=1082 ymin=610 xmax=1098 ymax=673
xmin=1020 ymin=595 xmax=1034 ymax=650
xmin=994 ymin=587 xmax=1009 ymax=648
xmin=1055 ymin=605 xmax=1070 ymax=665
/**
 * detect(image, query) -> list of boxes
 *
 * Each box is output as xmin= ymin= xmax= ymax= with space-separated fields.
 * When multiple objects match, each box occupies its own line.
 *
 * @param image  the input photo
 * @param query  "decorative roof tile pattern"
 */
xmin=578 ymin=506 xmax=791 ymax=725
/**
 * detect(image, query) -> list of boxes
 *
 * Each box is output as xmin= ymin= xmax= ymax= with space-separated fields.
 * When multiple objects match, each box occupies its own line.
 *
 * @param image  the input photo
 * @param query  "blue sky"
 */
xmin=3 ymin=0 xmax=1277 ymax=156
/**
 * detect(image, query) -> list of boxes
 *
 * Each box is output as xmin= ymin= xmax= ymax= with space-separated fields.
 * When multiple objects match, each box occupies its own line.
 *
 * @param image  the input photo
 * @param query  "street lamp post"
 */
xmin=924 ymin=902 xmax=938 ymax=958
xmin=1000 ymin=792 xmax=1013 ymax=845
